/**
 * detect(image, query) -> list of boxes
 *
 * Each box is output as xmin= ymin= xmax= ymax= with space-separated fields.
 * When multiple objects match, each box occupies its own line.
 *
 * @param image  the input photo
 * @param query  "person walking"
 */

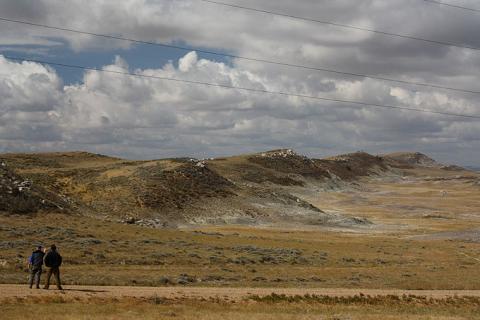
xmin=28 ymin=245 xmax=45 ymax=289
xmin=43 ymin=244 xmax=63 ymax=290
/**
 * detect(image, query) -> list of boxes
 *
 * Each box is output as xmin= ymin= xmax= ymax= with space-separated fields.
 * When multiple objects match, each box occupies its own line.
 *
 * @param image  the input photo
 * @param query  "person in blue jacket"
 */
xmin=28 ymin=246 xmax=45 ymax=289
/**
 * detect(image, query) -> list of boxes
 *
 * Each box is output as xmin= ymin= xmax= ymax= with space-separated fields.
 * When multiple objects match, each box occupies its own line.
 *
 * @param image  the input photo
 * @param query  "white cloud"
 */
xmin=0 ymin=56 xmax=62 ymax=112
xmin=1 ymin=51 xmax=479 ymax=165
xmin=1 ymin=0 xmax=480 ymax=164
xmin=179 ymin=51 xmax=198 ymax=72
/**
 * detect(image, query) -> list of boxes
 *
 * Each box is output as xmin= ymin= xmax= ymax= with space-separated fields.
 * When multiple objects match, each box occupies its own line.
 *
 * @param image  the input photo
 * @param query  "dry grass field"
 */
xmin=1 ymin=205 xmax=479 ymax=290
xmin=2 ymin=294 xmax=480 ymax=320
xmin=1 ymin=150 xmax=479 ymax=319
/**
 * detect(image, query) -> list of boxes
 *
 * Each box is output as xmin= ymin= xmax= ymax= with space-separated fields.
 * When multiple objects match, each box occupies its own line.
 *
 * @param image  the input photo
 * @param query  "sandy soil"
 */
xmin=2 ymin=285 xmax=480 ymax=301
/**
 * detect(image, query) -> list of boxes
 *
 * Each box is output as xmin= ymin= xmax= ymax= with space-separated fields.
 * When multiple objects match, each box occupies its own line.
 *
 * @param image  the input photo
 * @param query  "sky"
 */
xmin=0 ymin=0 xmax=480 ymax=165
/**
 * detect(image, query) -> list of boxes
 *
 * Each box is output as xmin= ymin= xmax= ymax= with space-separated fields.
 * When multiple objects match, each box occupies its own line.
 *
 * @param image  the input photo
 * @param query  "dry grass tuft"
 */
xmin=248 ymin=293 xmax=480 ymax=307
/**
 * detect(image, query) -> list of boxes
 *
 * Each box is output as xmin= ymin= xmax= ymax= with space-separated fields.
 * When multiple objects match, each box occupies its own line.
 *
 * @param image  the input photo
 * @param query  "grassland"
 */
xmin=1 ymin=157 xmax=479 ymax=289
xmin=2 ymin=294 xmax=480 ymax=320
xmin=1 ymin=150 xmax=479 ymax=319
xmin=1 ymin=210 xmax=479 ymax=289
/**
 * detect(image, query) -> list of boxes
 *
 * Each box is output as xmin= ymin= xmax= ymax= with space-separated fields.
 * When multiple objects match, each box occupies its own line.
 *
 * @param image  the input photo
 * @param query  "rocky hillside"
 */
xmin=383 ymin=152 xmax=438 ymax=167
xmin=0 ymin=160 xmax=69 ymax=214
xmin=0 ymin=149 xmax=466 ymax=227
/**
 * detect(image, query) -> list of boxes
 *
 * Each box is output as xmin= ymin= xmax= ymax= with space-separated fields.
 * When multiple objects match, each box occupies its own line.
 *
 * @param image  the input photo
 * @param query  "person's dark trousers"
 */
xmin=44 ymin=267 xmax=62 ymax=290
xmin=28 ymin=267 xmax=42 ymax=289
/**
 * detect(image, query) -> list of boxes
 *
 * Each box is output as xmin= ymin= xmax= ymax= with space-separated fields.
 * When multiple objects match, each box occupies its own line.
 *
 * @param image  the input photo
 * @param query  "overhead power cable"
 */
xmin=423 ymin=0 xmax=480 ymax=13
xmin=3 ymin=55 xmax=479 ymax=120
xmin=0 ymin=17 xmax=479 ymax=95
xmin=199 ymin=0 xmax=480 ymax=52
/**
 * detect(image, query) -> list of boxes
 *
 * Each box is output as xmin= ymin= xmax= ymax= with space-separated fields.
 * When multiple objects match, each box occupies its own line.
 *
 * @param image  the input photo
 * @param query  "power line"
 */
xmin=3 ymin=55 xmax=479 ymax=120
xmin=0 ymin=17 xmax=479 ymax=95
xmin=423 ymin=0 xmax=480 ymax=13
xmin=199 ymin=0 xmax=480 ymax=51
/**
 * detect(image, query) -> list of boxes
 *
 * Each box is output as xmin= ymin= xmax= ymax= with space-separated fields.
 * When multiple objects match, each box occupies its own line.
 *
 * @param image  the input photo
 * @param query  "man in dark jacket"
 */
xmin=43 ymin=244 xmax=63 ymax=290
xmin=28 ymin=246 xmax=45 ymax=289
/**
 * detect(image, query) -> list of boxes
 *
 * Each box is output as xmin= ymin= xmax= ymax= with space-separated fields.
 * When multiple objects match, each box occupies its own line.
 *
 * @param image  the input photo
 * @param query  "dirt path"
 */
xmin=2 ymin=284 xmax=480 ymax=301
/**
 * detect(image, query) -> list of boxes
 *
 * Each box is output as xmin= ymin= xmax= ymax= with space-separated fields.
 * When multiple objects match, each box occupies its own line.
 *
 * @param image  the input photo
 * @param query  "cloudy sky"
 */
xmin=0 ymin=0 xmax=479 ymax=165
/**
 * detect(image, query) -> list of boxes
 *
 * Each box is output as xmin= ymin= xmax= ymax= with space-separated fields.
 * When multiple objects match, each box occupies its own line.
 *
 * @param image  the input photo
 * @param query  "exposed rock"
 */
xmin=260 ymin=149 xmax=298 ymax=158
xmin=122 ymin=216 xmax=137 ymax=224
xmin=250 ymin=149 xmax=328 ymax=179
xmin=0 ymin=160 xmax=68 ymax=214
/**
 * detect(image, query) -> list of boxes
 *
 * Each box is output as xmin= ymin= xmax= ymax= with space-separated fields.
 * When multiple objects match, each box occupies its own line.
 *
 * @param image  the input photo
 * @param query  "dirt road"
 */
xmin=2 ymin=284 xmax=480 ymax=301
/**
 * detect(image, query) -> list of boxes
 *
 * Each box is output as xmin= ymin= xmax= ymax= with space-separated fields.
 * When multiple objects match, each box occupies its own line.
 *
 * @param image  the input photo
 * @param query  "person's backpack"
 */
xmin=44 ymin=253 xmax=52 ymax=267
xmin=45 ymin=251 xmax=61 ymax=268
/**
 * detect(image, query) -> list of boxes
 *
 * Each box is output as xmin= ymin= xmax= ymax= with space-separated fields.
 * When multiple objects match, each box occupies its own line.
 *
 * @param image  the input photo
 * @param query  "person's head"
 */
xmin=50 ymin=244 xmax=57 ymax=251
xmin=36 ymin=245 xmax=42 ymax=251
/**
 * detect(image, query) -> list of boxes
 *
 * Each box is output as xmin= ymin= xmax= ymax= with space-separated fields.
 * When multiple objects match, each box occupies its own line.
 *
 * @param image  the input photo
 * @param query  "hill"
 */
xmin=0 ymin=159 xmax=69 ymax=214
xmin=0 ymin=149 xmax=472 ymax=228
xmin=383 ymin=152 xmax=438 ymax=168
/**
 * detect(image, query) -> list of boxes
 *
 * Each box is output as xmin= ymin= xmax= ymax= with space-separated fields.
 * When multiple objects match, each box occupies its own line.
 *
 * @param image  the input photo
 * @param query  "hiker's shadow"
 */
xmin=62 ymin=288 xmax=108 ymax=293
